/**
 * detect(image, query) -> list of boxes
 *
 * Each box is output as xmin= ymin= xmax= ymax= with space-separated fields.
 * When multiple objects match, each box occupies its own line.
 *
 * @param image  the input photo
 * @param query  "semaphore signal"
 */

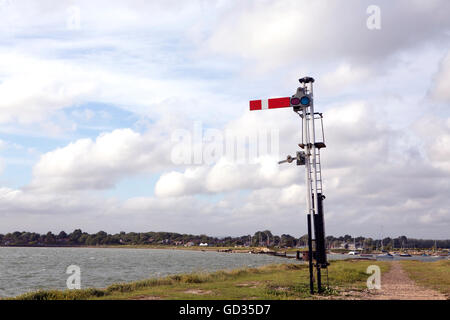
xmin=249 ymin=76 xmax=329 ymax=294
xmin=249 ymin=97 xmax=290 ymax=110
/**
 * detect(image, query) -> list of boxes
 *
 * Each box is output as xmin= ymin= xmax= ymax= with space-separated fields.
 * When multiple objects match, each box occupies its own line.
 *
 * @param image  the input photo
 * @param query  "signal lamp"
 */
xmin=290 ymin=97 xmax=301 ymax=105
xmin=300 ymin=96 xmax=311 ymax=106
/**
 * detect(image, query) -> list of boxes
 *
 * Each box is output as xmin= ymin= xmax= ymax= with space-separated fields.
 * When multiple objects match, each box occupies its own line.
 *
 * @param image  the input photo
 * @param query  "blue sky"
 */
xmin=0 ymin=0 xmax=449 ymax=239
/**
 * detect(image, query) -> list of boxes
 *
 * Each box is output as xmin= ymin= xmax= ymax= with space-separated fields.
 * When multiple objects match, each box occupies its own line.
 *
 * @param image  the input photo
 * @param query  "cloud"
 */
xmin=321 ymin=64 xmax=371 ymax=91
xmin=414 ymin=115 xmax=450 ymax=173
xmin=150 ymin=100 xmax=450 ymax=237
xmin=431 ymin=52 xmax=450 ymax=102
xmin=0 ymin=1 xmax=205 ymax=36
xmin=28 ymin=127 xmax=173 ymax=192
xmin=0 ymin=186 xmax=111 ymax=217
xmin=0 ymin=1 xmax=449 ymax=238
xmin=205 ymin=0 xmax=450 ymax=71
xmin=154 ymin=167 xmax=207 ymax=197
xmin=0 ymin=1 xmax=447 ymax=132
xmin=0 ymin=52 xmax=241 ymax=130
xmin=0 ymin=54 xmax=96 ymax=125
xmin=155 ymin=156 xmax=299 ymax=197
xmin=1 ymin=103 xmax=450 ymax=238
xmin=156 ymin=101 xmax=394 ymax=197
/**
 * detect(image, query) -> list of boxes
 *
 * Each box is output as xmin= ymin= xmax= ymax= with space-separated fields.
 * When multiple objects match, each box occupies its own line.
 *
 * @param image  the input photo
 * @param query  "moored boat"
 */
xmin=377 ymin=253 xmax=394 ymax=259
xmin=399 ymin=253 xmax=412 ymax=257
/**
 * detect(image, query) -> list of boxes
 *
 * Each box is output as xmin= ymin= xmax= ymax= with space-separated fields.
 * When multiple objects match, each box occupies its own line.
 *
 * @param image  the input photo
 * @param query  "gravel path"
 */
xmin=324 ymin=261 xmax=447 ymax=300
xmin=368 ymin=261 xmax=447 ymax=300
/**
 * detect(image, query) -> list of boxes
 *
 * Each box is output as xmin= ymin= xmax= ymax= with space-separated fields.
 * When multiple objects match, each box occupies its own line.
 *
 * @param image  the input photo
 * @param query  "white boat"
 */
xmin=399 ymin=253 xmax=412 ymax=257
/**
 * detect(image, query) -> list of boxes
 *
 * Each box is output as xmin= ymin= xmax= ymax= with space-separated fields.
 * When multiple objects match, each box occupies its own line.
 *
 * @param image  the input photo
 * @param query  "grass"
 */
xmin=10 ymin=260 xmax=390 ymax=300
xmin=401 ymin=260 xmax=450 ymax=296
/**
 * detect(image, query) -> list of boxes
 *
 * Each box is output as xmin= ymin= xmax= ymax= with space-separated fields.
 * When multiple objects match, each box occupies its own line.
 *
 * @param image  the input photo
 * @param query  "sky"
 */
xmin=0 ymin=0 xmax=449 ymax=239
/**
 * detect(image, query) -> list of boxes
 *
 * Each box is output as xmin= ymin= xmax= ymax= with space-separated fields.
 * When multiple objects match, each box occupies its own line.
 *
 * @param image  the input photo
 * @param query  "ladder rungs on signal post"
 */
xmin=249 ymin=77 xmax=329 ymax=294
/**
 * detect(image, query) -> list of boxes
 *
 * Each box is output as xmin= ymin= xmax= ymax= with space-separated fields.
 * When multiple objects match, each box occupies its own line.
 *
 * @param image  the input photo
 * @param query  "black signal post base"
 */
xmin=307 ymin=213 xmax=314 ymax=294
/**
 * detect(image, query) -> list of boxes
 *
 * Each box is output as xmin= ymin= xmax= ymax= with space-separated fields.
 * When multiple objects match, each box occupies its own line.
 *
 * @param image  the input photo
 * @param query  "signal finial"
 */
xmin=299 ymin=77 xmax=315 ymax=84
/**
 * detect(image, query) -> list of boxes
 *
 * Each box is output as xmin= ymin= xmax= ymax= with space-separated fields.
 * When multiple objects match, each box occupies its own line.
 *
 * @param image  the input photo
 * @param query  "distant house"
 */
xmin=199 ymin=243 xmax=208 ymax=247
xmin=185 ymin=241 xmax=195 ymax=247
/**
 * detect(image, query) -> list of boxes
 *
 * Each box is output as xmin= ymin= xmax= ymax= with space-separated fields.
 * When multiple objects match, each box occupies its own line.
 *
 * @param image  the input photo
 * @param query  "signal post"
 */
xmin=249 ymin=77 xmax=329 ymax=294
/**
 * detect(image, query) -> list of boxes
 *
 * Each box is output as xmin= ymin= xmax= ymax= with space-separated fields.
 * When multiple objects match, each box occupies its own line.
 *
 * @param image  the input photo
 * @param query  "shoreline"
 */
xmin=1 ymin=245 xmax=447 ymax=256
xmin=12 ymin=259 xmax=449 ymax=300
xmin=0 ymin=244 xmax=261 ymax=252
xmin=0 ymin=245 xmax=303 ymax=258
xmin=2 ymin=253 xmax=448 ymax=300
xmin=9 ymin=260 xmax=387 ymax=300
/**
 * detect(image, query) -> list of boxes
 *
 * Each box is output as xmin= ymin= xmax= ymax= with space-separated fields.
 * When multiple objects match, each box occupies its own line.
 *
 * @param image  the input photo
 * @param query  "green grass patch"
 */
xmin=401 ymin=260 xmax=450 ymax=297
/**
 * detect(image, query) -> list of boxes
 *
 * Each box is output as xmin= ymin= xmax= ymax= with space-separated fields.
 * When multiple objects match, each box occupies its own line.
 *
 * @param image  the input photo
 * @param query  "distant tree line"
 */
xmin=0 ymin=230 xmax=448 ymax=249
xmin=325 ymin=234 xmax=450 ymax=251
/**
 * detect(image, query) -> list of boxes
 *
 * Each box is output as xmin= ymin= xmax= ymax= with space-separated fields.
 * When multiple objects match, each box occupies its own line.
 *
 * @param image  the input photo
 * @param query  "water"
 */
xmin=0 ymin=247 xmax=299 ymax=298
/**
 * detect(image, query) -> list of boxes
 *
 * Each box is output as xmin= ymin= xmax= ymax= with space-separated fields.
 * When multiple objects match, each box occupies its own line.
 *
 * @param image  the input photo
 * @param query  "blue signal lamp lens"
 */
xmin=300 ymin=96 xmax=310 ymax=106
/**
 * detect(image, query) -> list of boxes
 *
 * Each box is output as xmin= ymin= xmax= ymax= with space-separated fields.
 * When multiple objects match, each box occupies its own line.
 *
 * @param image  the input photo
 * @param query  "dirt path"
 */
xmin=340 ymin=261 xmax=447 ymax=300
xmin=369 ymin=261 xmax=447 ymax=300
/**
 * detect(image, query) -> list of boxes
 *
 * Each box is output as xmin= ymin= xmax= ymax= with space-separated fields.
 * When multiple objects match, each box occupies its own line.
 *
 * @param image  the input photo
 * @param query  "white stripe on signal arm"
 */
xmin=261 ymin=99 xmax=269 ymax=110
